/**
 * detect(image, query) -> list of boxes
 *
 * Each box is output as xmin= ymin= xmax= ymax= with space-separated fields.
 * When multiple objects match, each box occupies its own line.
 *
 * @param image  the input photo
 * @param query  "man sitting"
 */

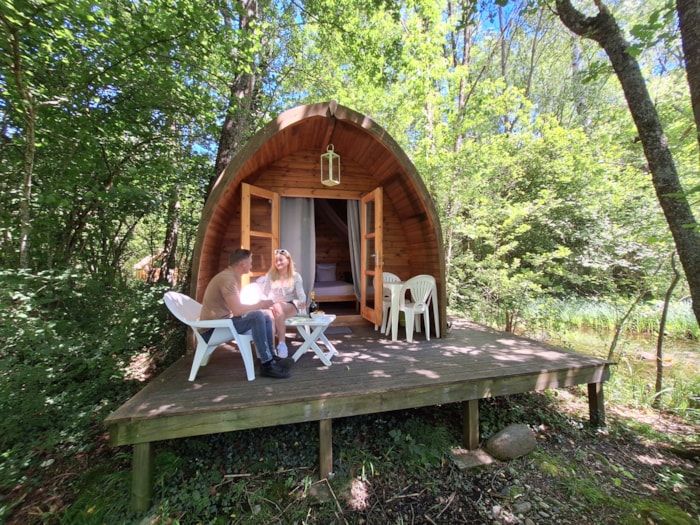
xmin=200 ymin=248 xmax=291 ymax=379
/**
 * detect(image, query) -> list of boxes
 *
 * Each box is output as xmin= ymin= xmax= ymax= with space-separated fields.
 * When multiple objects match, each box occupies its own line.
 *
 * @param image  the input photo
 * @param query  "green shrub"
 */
xmin=0 ymin=269 xmax=173 ymax=494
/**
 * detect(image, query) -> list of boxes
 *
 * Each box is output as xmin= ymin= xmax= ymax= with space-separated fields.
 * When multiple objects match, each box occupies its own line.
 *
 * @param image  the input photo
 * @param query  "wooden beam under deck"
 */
xmin=105 ymin=318 xmax=612 ymax=511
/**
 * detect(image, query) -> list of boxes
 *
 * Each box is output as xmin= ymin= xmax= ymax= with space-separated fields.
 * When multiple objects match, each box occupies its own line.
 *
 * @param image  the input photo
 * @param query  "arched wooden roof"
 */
xmin=191 ymin=101 xmax=446 ymax=333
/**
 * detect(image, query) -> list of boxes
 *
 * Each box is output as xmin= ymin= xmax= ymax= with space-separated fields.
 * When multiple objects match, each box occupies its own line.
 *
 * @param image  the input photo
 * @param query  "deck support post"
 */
xmin=132 ymin=442 xmax=153 ymax=512
xmin=462 ymin=399 xmax=479 ymax=450
xmin=319 ymin=419 xmax=333 ymax=479
xmin=587 ymin=382 xmax=606 ymax=427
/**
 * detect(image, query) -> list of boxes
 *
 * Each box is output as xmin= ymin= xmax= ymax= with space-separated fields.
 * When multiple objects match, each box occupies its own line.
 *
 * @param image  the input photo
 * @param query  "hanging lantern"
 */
xmin=320 ymin=144 xmax=341 ymax=186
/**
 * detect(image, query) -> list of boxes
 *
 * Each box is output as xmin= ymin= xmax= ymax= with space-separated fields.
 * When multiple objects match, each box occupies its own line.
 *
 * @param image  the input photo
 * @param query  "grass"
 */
xmin=550 ymin=330 xmax=700 ymax=422
xmin=521 ymin=296 xmax=700 ymax=340
xmin=467 ymin=296 xmax=700 ymax=422
xmin=60 ymin=391 xmax=697 ymax=524
xmin=2 ymin=279 xmax=698 ymax=524
xmin=62 ymin=411 xmax=465 ymax=524
xmin=531 ymin=448 xmax=697 ymax=525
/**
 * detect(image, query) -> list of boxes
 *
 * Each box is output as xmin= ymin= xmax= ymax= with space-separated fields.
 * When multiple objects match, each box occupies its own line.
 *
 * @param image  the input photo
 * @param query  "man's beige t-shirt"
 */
xmin=200 ymin=267 xmax=239 ymax=321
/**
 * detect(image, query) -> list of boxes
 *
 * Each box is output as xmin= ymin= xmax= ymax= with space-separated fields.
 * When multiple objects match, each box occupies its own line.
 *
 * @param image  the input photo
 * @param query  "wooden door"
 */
xmin=241 ymin=183 xmax=280 ymax=285
xmin=360 ymin=187 xmax=383 ymax=325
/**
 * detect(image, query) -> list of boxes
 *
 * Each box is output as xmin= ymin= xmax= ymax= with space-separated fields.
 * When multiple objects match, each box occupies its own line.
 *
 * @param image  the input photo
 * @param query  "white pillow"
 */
xmin=316 ymin=263 xmax=336 ymax=282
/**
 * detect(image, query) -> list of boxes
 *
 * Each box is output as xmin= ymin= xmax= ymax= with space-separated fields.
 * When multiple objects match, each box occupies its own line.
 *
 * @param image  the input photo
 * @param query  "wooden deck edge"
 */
xmin=108 ymin=364 xmax=610 ymax=446
xmin=121 ymin=373 xmax=611 ymax=513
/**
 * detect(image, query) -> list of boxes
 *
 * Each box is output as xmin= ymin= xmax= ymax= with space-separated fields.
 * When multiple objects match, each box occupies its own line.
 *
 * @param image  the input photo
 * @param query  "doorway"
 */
xmin=242 ymin=184 xmax=382 ymax=326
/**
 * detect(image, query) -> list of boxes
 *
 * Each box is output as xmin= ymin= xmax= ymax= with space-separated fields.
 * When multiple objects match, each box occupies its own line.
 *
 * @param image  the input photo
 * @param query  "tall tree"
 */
xmin=554 ymin=0 xmax=700 ymax=327
xmin=1 ymin=0 xmax=221 ymax=276
xmin=677 ymin=0 xmax=700 ymax=154
xmin=0 ymin=1 xmax=64 ymax=267
xmin=156 ymin=184 xmax=180 ymax=285
xmin=210 ymin=0 xmax=264 ymax=195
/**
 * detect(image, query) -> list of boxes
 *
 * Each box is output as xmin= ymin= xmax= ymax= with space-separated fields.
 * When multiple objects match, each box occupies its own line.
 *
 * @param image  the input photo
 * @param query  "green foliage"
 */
xmin=57 ymin=454 xmax=134 ymax=524
xmin=52 ymin=394 xmax=698 ymax=523
xmin=604 ymin=353 xmax=700 ymax=420
xmin=533 ymin=448 xmax=698 ymax=525
xmin=387 ymin=416 xmax=452 ymax=474
xmin=0 ymin=0 xmax=219 ymax=273
xmin=283 ymin=0 xmax=691 ymax=337
xmin=517 ymin=297 xmax=700 ymax=340
xmin=510 ymin=296 xmax=700 ymax=419
xmin=129 ymin=409 xmax=461 ymax=524
xmin=479 ymin=391 xmax=575 ymax=439
xmin=0 ymin=270 xmax=172 ymax=495
xmin=1 ymin=0 xmax=699 ymax=521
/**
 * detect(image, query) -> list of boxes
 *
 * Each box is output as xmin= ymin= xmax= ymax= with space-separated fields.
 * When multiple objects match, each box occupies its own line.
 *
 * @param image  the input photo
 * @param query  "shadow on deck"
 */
xmin=105 ymin=318 xmax=613 ymax=511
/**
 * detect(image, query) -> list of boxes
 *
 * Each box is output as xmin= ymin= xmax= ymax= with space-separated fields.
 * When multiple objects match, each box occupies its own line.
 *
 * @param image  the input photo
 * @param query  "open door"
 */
xmin=241 ymin=183 xmax=280 ymax=285
xmin=360 ymin=187 xmax=383 ymax=325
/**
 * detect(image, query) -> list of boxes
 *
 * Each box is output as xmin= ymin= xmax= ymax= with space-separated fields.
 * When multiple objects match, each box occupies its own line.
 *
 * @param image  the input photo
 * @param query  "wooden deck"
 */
xmin=105 ymin=318 xmax=612 ymax=511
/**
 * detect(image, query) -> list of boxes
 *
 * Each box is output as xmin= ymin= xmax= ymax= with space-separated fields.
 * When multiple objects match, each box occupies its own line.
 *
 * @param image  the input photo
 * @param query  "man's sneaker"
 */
xmin=261 ymin=359 xmax=291 ymax=379
xmin=274 ymin=356 xmax=295 ymax=369
xmin=277 ymin=342 xmax=288 ymax=358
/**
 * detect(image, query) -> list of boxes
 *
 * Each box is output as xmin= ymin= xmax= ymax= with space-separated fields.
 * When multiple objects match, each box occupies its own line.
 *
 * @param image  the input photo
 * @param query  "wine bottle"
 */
xmin=308 ymin=291 xmax=319 ymax=314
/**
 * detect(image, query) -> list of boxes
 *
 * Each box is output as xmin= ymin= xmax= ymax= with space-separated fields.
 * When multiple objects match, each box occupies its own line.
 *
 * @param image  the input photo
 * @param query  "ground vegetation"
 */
xmin=1 ymin=0 xmax=699 ymax=523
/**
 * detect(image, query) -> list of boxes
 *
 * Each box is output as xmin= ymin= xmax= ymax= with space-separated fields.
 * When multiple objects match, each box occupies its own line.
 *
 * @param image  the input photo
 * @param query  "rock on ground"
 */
xmin=486 ymin=423 xmax=537 ymax=460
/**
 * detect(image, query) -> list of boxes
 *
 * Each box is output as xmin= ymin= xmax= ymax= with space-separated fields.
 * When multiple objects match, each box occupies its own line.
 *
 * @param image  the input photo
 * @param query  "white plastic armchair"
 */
xmin=377 ymin=272 xmax=401 ymax=332
xmin=163 ymin=291 xmax=256 ymax=382
xmin=397 ymin=275 xmax=436 ymax=342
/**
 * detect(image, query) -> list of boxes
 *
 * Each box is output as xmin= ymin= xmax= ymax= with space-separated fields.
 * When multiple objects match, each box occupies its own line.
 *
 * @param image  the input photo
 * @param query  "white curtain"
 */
xmin=347 ymin=200 xmax=361 ymax=299
xmin=280 ymin=197 xmax=315 ymax=301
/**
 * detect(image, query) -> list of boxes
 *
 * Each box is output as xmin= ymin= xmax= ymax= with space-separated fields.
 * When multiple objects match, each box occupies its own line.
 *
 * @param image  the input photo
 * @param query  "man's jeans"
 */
xmin=202 ymin=311 xmax=274 ymax=364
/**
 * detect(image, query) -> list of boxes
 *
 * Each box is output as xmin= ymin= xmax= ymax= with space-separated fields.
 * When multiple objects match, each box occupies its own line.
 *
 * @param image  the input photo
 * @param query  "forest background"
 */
xmin=0 ymin=0 xmax=698 ymax=523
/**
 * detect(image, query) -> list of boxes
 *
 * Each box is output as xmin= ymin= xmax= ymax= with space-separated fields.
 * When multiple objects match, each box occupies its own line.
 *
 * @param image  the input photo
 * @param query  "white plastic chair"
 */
xmin=396 ymin=275 xmax=436 ymax=342
xmin=163 ymin=291 xmax=256 ymax=382
xmin=376 ymin=272 xmax=401 ymax=332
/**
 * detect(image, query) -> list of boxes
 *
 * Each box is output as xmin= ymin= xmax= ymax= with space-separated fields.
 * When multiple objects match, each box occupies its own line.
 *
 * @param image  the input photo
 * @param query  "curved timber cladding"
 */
xmin=191 ymin=101 xmax=446 ymax=335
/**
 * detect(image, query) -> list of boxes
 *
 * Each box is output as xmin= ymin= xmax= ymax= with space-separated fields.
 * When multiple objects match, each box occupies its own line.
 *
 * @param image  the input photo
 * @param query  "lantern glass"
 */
xmin=321 ymin=144 xmax=341 ymax=186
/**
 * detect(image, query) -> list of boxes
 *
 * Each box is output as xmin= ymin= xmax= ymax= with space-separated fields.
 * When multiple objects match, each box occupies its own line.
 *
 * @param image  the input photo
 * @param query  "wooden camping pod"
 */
xmin=191 ymin=101 xmax=446 ymax=334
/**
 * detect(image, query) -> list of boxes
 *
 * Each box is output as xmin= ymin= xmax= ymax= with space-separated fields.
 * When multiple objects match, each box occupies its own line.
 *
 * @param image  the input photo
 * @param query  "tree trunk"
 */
xmin=19 ymin=103 xmax=35 ymax=269
xmin=2 ymin=12 xmax=37 ymax=268
xmin=606 ymin=287 xmax=647 ymax=362
xmin=209 ymin=0 xmax=260 ymax=198
xmin=554 ymin=0 xmax=700 ymax=328
xmin=676 ymin=0 xmax=700 ymax=154
xmin=157 ymin=185 xmax=180 ymax=286
xmin=653 ymin=252 xmax=680 ymax=409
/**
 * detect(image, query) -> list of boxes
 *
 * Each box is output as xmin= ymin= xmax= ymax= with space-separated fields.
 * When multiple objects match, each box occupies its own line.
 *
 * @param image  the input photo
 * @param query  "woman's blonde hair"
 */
xmin=267 ymin=249 xmax=296 ymax=282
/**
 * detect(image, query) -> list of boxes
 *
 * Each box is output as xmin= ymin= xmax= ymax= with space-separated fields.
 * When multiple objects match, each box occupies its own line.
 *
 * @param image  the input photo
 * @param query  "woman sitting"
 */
xmin=263 ymin=248 xmax=306 ymax=358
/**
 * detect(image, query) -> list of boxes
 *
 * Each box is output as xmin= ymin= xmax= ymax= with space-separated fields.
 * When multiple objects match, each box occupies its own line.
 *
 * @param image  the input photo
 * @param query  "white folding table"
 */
xmin=285 ymin=314 xmax=339 ymax=366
